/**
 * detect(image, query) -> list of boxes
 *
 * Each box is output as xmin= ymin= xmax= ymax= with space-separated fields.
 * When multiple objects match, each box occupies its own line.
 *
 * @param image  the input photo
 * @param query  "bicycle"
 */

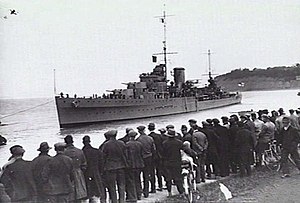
xmin=181 ymin=160 xmax=197 ymax=203
xmin=262 ymin=140 xmax=296 ymax=171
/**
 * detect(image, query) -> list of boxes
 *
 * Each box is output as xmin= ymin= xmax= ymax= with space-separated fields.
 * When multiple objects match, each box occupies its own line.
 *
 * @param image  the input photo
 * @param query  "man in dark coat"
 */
xmin=101 ymin=130 xmax=127 ymax=203
xmin=148 ymin=122 xmax=164 ymax=191
xmin=278 ymin=117 xmax=300 ymax=178
xmin=136 ymin=125 xmax=156 ymax=198
xmin=125 ymin=130 xmax=145 ymax=202
xmin=0 ymin=145 xmax=37 ymax=202
xmin=31 ymin=142 xmax=52 ymax=202
xmin=82 ymin=136 xmax=106 ymax=203
xmin=193 ymin=131 xmax=208 ymax=183
xmin=64 ymin=135 xmax=87 ymax=201
xmin=228 ymin=118 xmax=239 ymax=173
xmin=235 ymin=122 xmax=255 ymax=177
xmin=212 ymin=118 xmax=230 ymax=177
xmin=42 ymin=142 xmax=74 ymax=203
xmin=201 ymin=121 xmax=220 ymax=178
xmin=162 ymin=129 xmax=184 ymax=197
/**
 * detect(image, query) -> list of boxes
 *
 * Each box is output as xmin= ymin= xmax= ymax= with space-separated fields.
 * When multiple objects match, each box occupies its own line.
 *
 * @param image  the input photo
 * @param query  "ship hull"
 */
xmin=55 ymin=95 xmax=242 ymax=128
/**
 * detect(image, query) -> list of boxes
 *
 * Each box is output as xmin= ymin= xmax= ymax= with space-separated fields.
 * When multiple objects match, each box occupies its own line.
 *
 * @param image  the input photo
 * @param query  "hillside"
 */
xmin=215 ymin=64 xmax=300 ymax=91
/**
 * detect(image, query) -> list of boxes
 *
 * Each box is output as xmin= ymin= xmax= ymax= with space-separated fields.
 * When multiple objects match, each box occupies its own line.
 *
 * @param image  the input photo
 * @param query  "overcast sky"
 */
xmin=0 ymin=0 xmax=299 ymax=99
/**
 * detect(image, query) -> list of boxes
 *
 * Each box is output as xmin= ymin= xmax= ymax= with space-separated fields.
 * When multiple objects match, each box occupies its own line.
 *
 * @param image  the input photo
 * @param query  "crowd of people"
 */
xmin=0 ymin=107 xmax=300 ymax=203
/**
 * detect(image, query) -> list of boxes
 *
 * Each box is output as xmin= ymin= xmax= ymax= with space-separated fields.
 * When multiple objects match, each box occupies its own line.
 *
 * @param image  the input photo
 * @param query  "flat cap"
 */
xmin=54 ymin=142 xmax=66 ymax=151
xmin=128 ymin=130 xmax=138 ymax=137
xmin=126 ymin=128 xmax=133 ymax=133
xmin=166 ymin=124 xmax=174 ymax=129
xmin=202 ymin=121 xmax=210 ymax=126
xmin=104 ymin=130 xmax=118 ymax=137
xmin=221 ymin=116 xmax=229 ymax=121
xmin=148 ymin=123 xmax=155 ymax=128
xmin=212 ymin=118 xmax=220 ymax=124
xmin=206 ymin=119 xmax=212 ymax=124
xmin=188 ymin=119 xmax=197 ymax=124
xmin=137 ymin=126 xmax=146 ymax=131
xmin=166 ymin=129 xmax=176 ymax=137
xmin=158 ymin=128 xmax=166 ymax=133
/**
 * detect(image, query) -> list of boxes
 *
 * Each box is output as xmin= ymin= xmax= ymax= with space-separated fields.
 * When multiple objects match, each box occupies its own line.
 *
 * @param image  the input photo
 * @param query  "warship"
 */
xmin=55 ymin=10 xmax=242 ymax=128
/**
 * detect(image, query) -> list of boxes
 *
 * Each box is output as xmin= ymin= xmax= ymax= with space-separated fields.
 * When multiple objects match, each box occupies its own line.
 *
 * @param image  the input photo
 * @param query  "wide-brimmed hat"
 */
xmin=166 ymin=129 xmax=176 ymax=137
xmin=37 ymin=142 xmax=52 ymax=152
xmin=10 ymin=145 xmax=25 ymax=156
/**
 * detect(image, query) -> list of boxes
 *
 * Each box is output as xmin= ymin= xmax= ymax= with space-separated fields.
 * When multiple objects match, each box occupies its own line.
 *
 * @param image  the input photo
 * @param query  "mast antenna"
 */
xmin=153 ymin=4 xmax=177 ymax=80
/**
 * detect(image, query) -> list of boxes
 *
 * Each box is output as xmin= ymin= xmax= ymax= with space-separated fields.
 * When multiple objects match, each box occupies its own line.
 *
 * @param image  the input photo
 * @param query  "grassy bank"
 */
xmin=157 ymin=168 xmax=282 ymax=203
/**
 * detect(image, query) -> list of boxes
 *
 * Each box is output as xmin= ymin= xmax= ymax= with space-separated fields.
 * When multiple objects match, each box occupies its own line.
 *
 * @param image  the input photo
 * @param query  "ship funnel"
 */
xmin=173 ymin=67 xmax=185 ymax=89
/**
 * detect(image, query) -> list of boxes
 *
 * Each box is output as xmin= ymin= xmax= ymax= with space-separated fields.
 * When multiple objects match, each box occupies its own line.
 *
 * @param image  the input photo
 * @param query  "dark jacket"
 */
xmin=148 ymin=131 xmax=163 ymax=160
xmin=235 ymin=128 xmax=255 ymax=153
xmin=192 ymin=131 xmax=208 ymax=154
xmin=279 ymin=126 xmax=300 ymax=150
xmin=137 ymin=133 xmax=156 ymax=159
xmin=42 ymin=152 xmax=73 ymax=195
xmin=82 ymin=144 xmax=104 ymax=197
xmin=101 ymin=138 xmax=128 ymax=171
xmin=213 ymin=124 xmax=230 ymax=153
xmin=200 ymin=127 xmax=219 ymax=155
xmin=64 ymin=144 xmax=87 ymax=200
xmin=31 ymin=153 xmax=52 ymax=195
xmin=0 ymin=158 xmax=37 ymax=202
xmin=162 ymin=138 xmax=183 ymax=165
xmin=125 ymin=140 xmax=145 ymax=169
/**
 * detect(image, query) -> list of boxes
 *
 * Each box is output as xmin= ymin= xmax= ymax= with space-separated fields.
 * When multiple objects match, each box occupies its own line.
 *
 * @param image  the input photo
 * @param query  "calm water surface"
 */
xmin=0 ymin=89 xmax=299 ymax=167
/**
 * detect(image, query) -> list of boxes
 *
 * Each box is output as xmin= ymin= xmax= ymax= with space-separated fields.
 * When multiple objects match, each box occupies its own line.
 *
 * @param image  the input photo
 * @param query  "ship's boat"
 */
xmin=55 ymin=10 xmax=242 ymax=128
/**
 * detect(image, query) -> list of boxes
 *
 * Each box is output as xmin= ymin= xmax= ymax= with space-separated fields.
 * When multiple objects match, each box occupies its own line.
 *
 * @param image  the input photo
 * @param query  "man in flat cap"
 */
xmin=32 ymin=142 xmax=52 ymax=202
xmin=212 ymin=118 xmax=230 ymax=177
xmin=42 ymin=142 xmax=74 ymax=203
xmin=64 ymin=135 xmax=87 ymax=201
xmin=148 ymin=123 xmax=164 ymax=192
xmin=235 ymin=121 xmax=255 ymax=177
xmin=125 ymin=130 xmax=144 ymax=201
xmin=82 ymin=136 xmax=106 ymax=203
xmin=0 ymin=145 xmax=37 ymax=202
xmin=288 ymin=109 xmax=300 ymax=130
xmin=136 ymin=126 xmax=156 ymax=198
xmin=119 ymin=128 xmax=134 ymax=144
xmin=202 ymin=121 xmax=220 ymax=178
xmin=221 ymin=116 xmax=230 ymax=129
xmin=162 ymin=129 xmax=184 ymax=197
xmin=275 ymin=108 xmax=286 ymax=132
xmin=256 ymin=114 xmax=275 ymax=167
xmin=278 ymin=117 xmax=300 ymax=178
xmin=188 ymin=119 xmax=200 ymax=135
xmin=101 ymin=130 xmax=127 ymax=203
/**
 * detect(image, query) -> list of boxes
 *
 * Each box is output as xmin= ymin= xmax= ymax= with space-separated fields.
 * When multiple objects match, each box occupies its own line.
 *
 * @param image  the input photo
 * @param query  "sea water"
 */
xmin=0 ymin=89 xmax=299 ymax=167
